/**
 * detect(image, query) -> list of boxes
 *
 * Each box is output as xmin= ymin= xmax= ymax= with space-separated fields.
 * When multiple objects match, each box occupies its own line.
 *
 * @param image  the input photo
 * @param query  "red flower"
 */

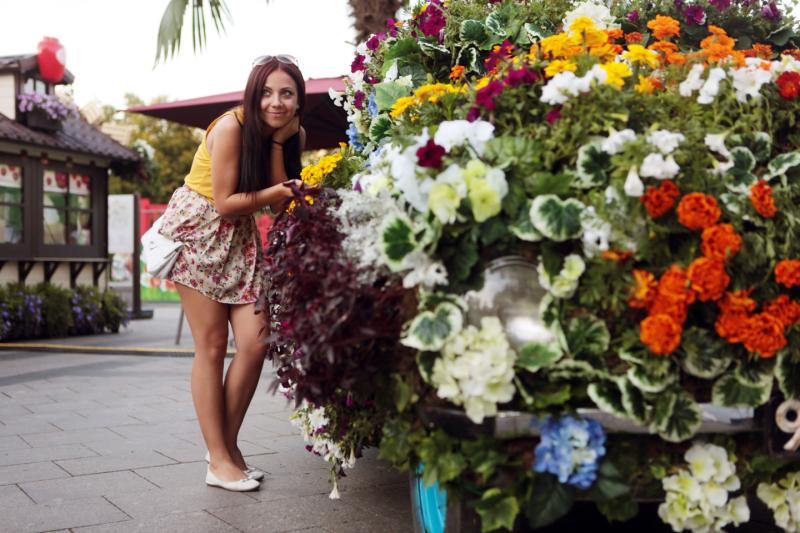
xmin=775 ymin=259 xmax=800 ymax=288
xmin=416 ymin=140 xmax=446 ymax=169
xmin=475 ymin=80 xmax=504 ymax=110
xmin=777 ymin=71 xmax=800 ymax=100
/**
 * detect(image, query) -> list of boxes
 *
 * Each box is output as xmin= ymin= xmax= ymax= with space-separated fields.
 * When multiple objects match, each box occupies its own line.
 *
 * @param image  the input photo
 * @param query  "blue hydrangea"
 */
xmin=346 ymin=123 xmax=364 ymax=151
xmin=367 ymin=93 xmax=379 ymax=118
xmin=532 ymin=415 xmax=606 ymax=490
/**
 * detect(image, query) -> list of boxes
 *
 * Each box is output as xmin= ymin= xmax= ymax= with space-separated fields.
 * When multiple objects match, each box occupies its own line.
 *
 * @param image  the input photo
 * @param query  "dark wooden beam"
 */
xmin=43 ymin=261 xmax=59 ymax=282
xmin=17 ymin=261 xmax=34 ymax=283
xmin=92 ymin=261 xmax=108 ymax=287
xmin=69 ymin=262 xmax=86 ymax=289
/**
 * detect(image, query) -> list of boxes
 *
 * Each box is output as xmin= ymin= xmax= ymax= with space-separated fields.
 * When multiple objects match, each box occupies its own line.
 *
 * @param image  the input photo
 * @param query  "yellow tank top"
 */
xmin=183 ymin=107 xmax=244 ymax=199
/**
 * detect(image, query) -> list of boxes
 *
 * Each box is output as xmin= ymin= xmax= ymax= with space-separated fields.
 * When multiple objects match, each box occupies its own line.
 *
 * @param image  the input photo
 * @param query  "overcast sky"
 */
xmin=0 ymin=0 xmax=357 ymax=109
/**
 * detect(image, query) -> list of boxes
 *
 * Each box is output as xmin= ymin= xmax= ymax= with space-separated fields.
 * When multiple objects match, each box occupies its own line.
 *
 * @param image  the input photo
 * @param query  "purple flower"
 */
xmin=350 ymin=54 xmax=367 ymax=73
xmin=709 ymin=0 xmax=731 ymax=10
xmin=475 ymin=80 xmax=504 ymax=110
xmin=546 ymin=107 xmax=562 ymax=124
xmin=417 ymin=2 xmax=446 ymax=39
xmin=626 ymin=10 xmax=639 ymax=22
xmin=504 ymin=66 xmax=539 ymax=88
xmin=466 ymin=106 xmax=480 ymax=122
xmin=416 ymin=139 xmax=446 ymax=169
xmin=762 ymin=2 xmax=781 ymax=20
xmin=366 ymin=33 xmax=384 ymax=51
xmin=683 ymin=4 xmax=707 ymax=25
xmin=674 ymin=0 xmax=685 ymax=10
xmin=353 ymin=90 xmax=365 ymax=110
xmin=386 ymin=18 xmax=398 ymax=37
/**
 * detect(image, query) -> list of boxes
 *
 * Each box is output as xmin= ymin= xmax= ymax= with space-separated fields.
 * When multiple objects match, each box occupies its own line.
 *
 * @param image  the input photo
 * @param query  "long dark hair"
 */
xmin=237 ymin=59 xmax=305 ymax=193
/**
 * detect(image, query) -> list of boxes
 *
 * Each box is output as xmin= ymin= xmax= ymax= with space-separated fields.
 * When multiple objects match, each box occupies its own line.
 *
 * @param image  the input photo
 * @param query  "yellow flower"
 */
xmin=468 ymin=179 xmax=501 ymax=222
xmin=568 ymin=16 xmax=597 ymax=33
xmin=623 ymin=44 xmax=660 ymax=68
xmin=540 ymin=33 xmax=581 ymax=59
xmin=588 ymin=44 xmax=617 ymax=61
xmin=300 ymin=153 xmax=343 ymax=188
xmin=635 ymin=74 xmax=658 ymax=94
xmin=545 ymin=59 xmax=578 ymax=78
xmin=475 ymin=76 xmax=491 ymax=91
xmin=390 ymin=96 xmax=416 ymax=118
xmin=600 ymin=62 xmax=632 ymax=89
xmin=583 ymin=28 xmax=609 ymax=48
xmin=528 ymin=43 xmax=540 ymax=62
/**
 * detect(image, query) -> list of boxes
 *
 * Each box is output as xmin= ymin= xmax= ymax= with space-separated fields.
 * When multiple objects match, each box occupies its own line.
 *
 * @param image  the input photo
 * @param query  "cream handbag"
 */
xmin=141 ymin=217 xmax=183 ymax=279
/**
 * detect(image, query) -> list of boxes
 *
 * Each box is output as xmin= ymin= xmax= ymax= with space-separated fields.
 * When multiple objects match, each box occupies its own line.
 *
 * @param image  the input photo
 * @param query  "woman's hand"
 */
xmin=267 ymin=179 xmax=302 ymax=213
xmin=272 ymin=114 xmax=300 ymax=144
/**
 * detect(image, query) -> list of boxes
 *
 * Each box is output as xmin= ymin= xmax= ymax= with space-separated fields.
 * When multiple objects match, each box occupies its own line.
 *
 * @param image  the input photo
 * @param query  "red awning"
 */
xmin=126 ymin=77 xmax=348 ymax=150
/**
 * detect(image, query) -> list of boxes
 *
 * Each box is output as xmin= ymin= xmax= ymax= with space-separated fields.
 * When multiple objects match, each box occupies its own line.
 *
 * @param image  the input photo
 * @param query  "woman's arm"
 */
xmin=210 ymin=116 xmax=297 ymax=217
xmin=267 ymin=123 xmax=306 ymax=213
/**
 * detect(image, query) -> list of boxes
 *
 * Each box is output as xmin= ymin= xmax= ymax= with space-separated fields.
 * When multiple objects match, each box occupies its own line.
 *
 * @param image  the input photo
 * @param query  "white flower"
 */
xmin=429 ymin=317 xmax=517 ymax=423
xmin=563 ymin=1 xmax=620 ymax=30
xmin=704 ymin=133 xmax=731 ymax=159
xmin=659 ymin=442 xmax=748 ymax=533
xmin=384 ymin=60 xmax=398 ymax=82
xmin=484 ymin=167 xmax=508 ymax=198
xmin=434 ymin=120 xmax=495 ymax=156
xmin=540 ymin=71 xmax=594 ymax=105
xmin=623 ymin=166 xmax=644 ymax=197
xmin=308 ymin=406 xmax=329 ymax=431
xmin=697 ymin=67 xmax=727 ymax=105
xmin=601 ymin=129 xmax=636 ymax=155
xmin=758 ymin=472 xmax=800 ymax=532
xmin=639 ymin=153 xmax=680 ymax=180
xmin=679 ymin=64 xmax=706 ymax=97
xmin=646 ymin=130 xmax=686 ymax=154
xmin=401 ymin=251 xmax=449 ymax=289
xmin=329 ymin=88 xmax=344 ymax=107
xmin=581 ymin=207 xmax=611 ymax=257
xmin=730 ymin=65 xmax=773 ymax=102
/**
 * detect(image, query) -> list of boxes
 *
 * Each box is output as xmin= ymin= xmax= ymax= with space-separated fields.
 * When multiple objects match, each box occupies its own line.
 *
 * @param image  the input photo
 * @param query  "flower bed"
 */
xmin=0 ymin=283 xmax=128 ymax=340
xmin=266 ymin=1 xmax=800 ymax=530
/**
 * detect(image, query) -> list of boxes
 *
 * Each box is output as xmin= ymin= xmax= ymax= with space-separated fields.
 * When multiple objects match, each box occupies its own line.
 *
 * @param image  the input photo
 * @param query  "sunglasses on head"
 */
xmin=252 ymin=54 xmax=299 ymax=68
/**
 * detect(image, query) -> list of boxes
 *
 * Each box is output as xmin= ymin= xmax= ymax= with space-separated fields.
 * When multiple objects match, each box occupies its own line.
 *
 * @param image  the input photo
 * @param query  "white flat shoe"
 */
xmin=205 ymin=451 xmax=265 ymax=481
xmin=205 ymin=467 xmax=260 ymax=492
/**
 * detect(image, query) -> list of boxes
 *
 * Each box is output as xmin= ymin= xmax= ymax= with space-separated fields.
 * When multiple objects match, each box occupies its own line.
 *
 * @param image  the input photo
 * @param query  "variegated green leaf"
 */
xmin=455 ymin=46 xmax=480 ymax=73
xmin=485 ymin=11 xmax=510 ymax=36
xmin=731 ymin=146 xmax=756 ymax=171
xmin=380 ymin=214 xmax=418 ymax=271
xmin=547 ymin=359 xmax=606 ymax=381
xmin=419 ymin=39 xmax=449 ymax=57
xmin=680 ymin=328 xmax=732 ymax=379
xmin=712 ymin=364 xmax=773 ymax=407
xmin=658 ymin=390 xmax=702 ymax=443
xmin=401 ymin=302 xmax=463 ymax=352
xmin=649 ymin=391 xmax=676 ymax=434
xmin=574 ymin=142 xmax=611 ymax=189
xmin=620 ymin=378 xmax=649 ymax=425
xmin=627 ymin=359 xmax=676 ymax=394
xmin=776 ymin=348 xmax=800 ymax=399
xmin=523 ymin=22 xmax=545 ymax=41
xmin=530 ymin=195 xmax=584 ymax=242
xmin=566 ymin=315 xmax=610 ymax=358
xmin=767 ymin=151 xmax=800 ymax=180
xmin=460 ymin=19 xmax=488 ymax=45
xmin=587 ymin=380 xmax=628 ymax=419
xmin=509 ymin=199 xmax=543 ymax=242
xmin=369 ymin=115 xmax=392 ymax=143
xmin=516 ymin=342 xmax=563 ymax=373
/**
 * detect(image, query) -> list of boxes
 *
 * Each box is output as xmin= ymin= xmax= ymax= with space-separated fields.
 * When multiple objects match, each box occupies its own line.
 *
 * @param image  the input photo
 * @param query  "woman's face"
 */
xmin=260 ymin=69 xmax=299 ymax=129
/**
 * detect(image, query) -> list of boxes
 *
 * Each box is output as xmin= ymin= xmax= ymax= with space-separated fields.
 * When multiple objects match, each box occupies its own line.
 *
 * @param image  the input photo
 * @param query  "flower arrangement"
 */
xmin=267 ymin=0 xmax=800 ymax=530
xmin=17 ymin=92 xmax=79 ymax=121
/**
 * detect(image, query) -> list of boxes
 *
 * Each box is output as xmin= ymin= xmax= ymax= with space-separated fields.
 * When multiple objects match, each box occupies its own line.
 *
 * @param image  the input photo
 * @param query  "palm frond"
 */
xmin=154 ymin=0 xmax=232 ymax=65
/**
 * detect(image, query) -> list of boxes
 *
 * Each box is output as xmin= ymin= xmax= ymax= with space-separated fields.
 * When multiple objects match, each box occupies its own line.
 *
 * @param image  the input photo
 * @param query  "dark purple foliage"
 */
xmin=263 ymin=186 xmax=410 ymax=407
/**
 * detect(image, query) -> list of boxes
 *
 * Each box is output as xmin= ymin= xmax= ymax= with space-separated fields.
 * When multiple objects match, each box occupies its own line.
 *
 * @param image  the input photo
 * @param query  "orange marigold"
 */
xmin=751 ymin=43 xmax=773 ymax=59
xmin=763 ymin=295 xmax=800 ymax=327
xmin=716 ymin=310 xmax=751 ymax=344
xmin=640 ymin=314 xmax=682 ymax=355
xmin=628 ymin=269 xmax=657 ymax=309
xmin=606 ymin=28 xmax=624 ymax=41
xmin=625 ymin=32 xmax=643 ymax=44
xmin=718 ymin=289 xmax=757 ymax=315
xmin=649 ymin=265 xmax=695 ymax=323
xmin=783 ymin=49 xmax=800 ymax=61
xmin=775 ymin=259 xmax=800 ymax=288
xmin=687 ymin=257 xmax=730 ymax=302
xmin=743 ymin=312 xmax=787 ymax=358
xmin=676 ymin=193 xmax=721 ymax=230
xmin=647 ymin=15 xmax=680 ymax=41
xmin=641 ymin=180 xmax=680 ymax=218
xmin=601 ymin=250 xmax=633 ymax=262
xmin=701 ymin=224 xmax=742 ymax=261
xmin=750 ymin=180 xmax=776 ymax=218
xmin=449 ymin=65 xmax=465 ymax=80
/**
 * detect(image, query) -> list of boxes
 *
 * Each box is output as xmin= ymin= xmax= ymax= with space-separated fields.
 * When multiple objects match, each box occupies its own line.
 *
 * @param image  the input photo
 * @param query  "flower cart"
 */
xmin=266 ymin=1 xmax=800 ymax=531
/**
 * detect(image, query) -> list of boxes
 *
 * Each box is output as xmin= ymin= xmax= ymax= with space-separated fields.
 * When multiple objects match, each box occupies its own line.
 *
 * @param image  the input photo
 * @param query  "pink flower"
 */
xmin=545 ymin=107 xmax=562 ymax=124
xmin=351 ymin=54 xmax=367 ymax=73
xmin=475 ymin=80 xmax=504 ymax=110
xmin=417 ymin=3 xmax=446 ymax=38
xmin=353 ymin=91 xmax=366 ymax=109
xmin=504 ymin=66 xmax=539 ymax=87
xmin=366 ymin=33 xmax=384 ymax=51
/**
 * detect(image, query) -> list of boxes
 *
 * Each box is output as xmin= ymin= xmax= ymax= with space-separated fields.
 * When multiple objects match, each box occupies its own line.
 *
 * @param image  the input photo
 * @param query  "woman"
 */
xmin=159 ymin=55 xmax=306 ymax=491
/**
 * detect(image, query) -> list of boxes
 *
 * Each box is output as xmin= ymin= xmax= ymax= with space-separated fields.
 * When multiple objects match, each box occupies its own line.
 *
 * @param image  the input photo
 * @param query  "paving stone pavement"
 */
xmin=0 ymin=351 xmax=412 ymax=533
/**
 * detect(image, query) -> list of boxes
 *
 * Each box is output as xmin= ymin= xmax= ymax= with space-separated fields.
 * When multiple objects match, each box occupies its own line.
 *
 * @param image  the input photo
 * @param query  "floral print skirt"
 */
xmin=160 ymin=185 xmax=265 ymax=304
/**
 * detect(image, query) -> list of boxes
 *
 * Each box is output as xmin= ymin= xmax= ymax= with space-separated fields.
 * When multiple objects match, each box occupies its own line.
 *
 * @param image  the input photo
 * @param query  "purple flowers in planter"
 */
xmin=17 ymin=92 xmax=79 ymax=121
xmin=761 ymin=1 xmax=781 ymax=20
xmin=709 ymin=0 xmax=732 ymax=11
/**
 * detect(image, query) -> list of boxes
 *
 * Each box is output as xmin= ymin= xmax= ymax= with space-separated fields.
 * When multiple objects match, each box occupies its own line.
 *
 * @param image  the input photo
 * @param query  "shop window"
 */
xmin=43 ymin=169 xmax=92 ymax=245
xmin=0 ymin=163 xmax=23 ymax=244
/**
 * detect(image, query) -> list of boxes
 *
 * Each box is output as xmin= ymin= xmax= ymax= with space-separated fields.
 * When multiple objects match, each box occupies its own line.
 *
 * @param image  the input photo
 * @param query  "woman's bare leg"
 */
xmin=224 ymin=303 xmax=268 ymax=469
xmin=176 ymin=284 xmax=247 ymax=482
